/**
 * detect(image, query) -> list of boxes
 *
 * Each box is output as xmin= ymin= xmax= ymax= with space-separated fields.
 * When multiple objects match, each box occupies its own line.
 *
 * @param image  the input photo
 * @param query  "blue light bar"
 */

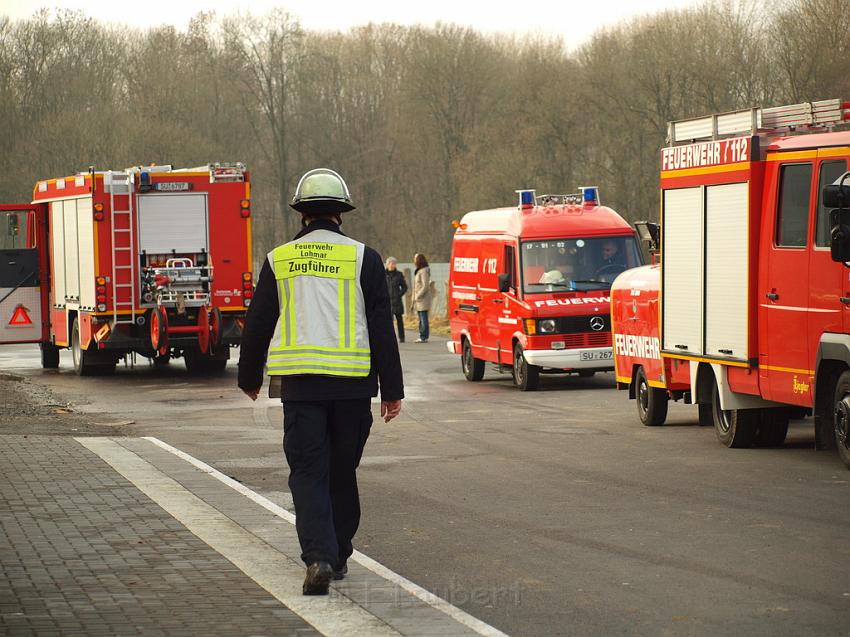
xmin=580 ymin=186 xmax=599 ymax=205
xmin=516 ymin=189 xmax=536 ymax=207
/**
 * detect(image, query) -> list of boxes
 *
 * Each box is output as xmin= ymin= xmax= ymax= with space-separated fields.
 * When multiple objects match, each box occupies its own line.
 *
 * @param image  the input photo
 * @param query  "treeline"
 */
xmin=1 ymin=0 xmax=848 ymax=264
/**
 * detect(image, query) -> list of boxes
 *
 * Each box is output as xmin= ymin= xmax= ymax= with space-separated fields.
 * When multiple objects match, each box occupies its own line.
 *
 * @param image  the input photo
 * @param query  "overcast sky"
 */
xmin=3 ymin=0 xmax=704 ymax=48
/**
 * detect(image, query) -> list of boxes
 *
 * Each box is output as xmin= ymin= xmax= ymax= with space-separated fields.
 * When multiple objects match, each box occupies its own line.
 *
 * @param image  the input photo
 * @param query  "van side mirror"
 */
xmin=7 ymin=213 xmax=19 ymax=237
xmin=634 ymin=221 xmax=660 ymax=252
xmin=830 ymin=208 xmax=850 ymax=262
xmin=497 ymin=272 xmax=511 ymax=293
xmin=823 ymin=184 xmax=850 ymax=209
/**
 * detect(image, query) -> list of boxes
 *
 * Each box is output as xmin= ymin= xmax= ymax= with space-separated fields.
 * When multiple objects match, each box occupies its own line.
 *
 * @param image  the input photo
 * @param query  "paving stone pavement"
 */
xmin=0 ymin=434 xmax=319 ymax=636
xmin=0 ymin=435 xmax=493 ymax=637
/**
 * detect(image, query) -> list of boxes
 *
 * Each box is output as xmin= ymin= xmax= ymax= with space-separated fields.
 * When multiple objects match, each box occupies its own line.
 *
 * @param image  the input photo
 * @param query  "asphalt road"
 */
xmin=2 ymin=337 xmax=849 ymax=636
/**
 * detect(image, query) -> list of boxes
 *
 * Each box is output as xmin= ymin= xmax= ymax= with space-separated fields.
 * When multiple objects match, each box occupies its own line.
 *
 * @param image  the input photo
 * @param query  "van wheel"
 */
xmin=513 ymin=344 xmax=539 ymax=391
xmin=40 ymin=343 xmax=60 ymax=369
xmin=461 ymin=339 xmax=485 ymax=381
xmin=711 ymin=382 xmax=757 ymax=448
xmin=698 ymin=403 xmax=713 ymax=426
xmin=832 ymin=371 xmax=850 ymax=469
xmin=754 ymin=409 xmax=790 ymax=447
xmin=636 ymin=366 xmax=667 ymax=426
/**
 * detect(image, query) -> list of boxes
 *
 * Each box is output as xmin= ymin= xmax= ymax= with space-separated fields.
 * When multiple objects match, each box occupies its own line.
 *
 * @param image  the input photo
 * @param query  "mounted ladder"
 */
xmin=105 ymin=171 xmax=138 ymax=326
xmin=668 ymin=98 xmax=850 ymax=144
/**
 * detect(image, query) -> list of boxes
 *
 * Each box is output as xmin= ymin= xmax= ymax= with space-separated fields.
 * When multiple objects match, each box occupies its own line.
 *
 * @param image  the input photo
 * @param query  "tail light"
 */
xmin=240 ymin=200 xmax=251 ymax=218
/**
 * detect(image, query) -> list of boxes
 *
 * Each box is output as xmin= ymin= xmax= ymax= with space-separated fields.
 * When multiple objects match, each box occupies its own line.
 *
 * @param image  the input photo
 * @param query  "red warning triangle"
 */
xmin=8 ymin=304 xmax=32 ymax=326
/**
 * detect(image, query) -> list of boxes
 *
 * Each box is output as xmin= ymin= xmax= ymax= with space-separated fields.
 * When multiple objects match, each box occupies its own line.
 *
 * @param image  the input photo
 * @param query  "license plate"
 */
xmin=580 ymin=350 xmax=612 ymax=361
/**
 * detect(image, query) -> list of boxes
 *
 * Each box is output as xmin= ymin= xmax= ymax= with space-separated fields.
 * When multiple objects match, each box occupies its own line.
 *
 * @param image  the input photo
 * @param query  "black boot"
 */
xmin=303 ymin=561 xmax=334 ymax=595
xmin=333 ymin=562 xmax=348 ymax=581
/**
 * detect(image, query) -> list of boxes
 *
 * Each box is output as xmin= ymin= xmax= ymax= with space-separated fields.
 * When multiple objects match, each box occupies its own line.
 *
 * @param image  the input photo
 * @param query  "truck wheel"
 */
xmin=71 ymin=319 xmax=115 ymax=376
xmin=184 ymin=347 xmax=228 ymax=375
xmin=513 ymin=344 xmax=539 ymax=391
xmin=153 ymin=354 xmax=171 ymax=367
xmin=754 ymin=409 xmax=790 ymax=447
xmin=40 ymin=342 xmax=60 ymax=369
xmin=461 ymin=339 xmax=485 ymax=381
xmin=832 ymin=371 xmax=850 ymax=469
xmin=698 ymin=403 xmax=713 ymax=426
xmin=711 ymin=383 xmax=757 ymax=448
xmin=636 ymin=366 xmax=668 ymax=426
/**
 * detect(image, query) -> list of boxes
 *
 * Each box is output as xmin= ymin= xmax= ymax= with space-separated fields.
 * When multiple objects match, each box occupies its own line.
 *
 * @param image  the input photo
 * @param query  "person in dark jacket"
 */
xmin=384 ymin=256 xmax=407 ymax=342
xmin=237 ymin=168 xmax=403 ymax=596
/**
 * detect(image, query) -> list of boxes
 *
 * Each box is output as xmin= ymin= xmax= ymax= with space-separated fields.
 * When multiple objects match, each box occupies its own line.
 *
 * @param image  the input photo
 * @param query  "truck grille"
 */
xmin=559 ymin=332 xmax=612 ymax=348
xmin=555 ymin=315 xmax=610 ymax=334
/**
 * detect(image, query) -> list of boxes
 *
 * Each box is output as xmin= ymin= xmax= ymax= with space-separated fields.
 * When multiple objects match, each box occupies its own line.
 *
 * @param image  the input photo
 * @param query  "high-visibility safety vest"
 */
xmin=266 ymin=229 xmax=371 ymax=378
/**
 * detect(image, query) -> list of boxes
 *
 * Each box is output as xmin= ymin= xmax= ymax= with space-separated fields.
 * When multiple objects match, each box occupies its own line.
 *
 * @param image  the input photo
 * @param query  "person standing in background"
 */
xmin=385 ymin=257 xmax=407 ymax=343
xmin=412 ymin=253 xmax=431 ymax=343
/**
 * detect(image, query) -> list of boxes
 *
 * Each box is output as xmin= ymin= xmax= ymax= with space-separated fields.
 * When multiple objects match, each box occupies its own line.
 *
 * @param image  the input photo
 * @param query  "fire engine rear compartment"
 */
xmin=4 ymin=163 xmax=253 ymax=375
xmin=662 ymin=180 xmax=753 ymax=362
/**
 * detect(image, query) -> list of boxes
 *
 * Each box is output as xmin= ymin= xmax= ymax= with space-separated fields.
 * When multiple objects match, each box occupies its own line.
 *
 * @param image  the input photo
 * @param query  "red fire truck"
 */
xmin=448 ymin=188 xmax=642 ymax=390
xmin=611 ymin=99 xmax=850 ymax=468
xmin=0 ymin=163 xmax=254 ymax=375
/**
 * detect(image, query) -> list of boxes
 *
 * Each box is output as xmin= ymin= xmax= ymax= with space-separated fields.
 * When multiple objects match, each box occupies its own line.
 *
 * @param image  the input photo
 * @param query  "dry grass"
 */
xmin=403 ymin=313 xmax=451 ymax=337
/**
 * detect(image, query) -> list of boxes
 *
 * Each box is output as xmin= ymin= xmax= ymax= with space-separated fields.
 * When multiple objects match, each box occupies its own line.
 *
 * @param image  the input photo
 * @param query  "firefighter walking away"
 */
xmin=238 ymin=168 xmax=404 ymax=595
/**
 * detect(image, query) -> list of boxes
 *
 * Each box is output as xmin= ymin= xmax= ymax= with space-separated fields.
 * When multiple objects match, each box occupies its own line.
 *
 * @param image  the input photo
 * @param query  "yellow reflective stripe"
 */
xmin=269 ymin=368 xmax=370 ymax=377
xmin=277 ymin=278 xmax=290 ymax=346
xmin=270 ymin=345 xmax=369 ymax=353
xmin=267 ymin=361 xmax=370 ymax=374
xmin=287 ymin=278 xmax=296 ymax=345
xmin=348 ymin=278 xmax=356 ymax=347
xmin=269 ymin=352 xmax=370 ymax=362
xmin=338 ymin=279 xmax=346 ymax=348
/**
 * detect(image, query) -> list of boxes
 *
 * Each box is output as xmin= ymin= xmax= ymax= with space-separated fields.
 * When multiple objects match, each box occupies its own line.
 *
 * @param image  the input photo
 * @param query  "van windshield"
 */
xmin=521 ymin=236 xmax=641 ymax=293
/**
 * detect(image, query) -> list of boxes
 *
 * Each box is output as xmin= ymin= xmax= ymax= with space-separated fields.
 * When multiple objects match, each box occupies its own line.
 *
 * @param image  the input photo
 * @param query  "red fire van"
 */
xmin=447 ymin=188 xmax=642 ymax=390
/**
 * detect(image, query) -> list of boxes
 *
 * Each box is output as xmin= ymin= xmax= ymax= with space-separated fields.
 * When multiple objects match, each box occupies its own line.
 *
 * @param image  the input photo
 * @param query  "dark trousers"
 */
xmin=282 ymin=399 xmax=373 ymax=567
xmin=394 ymin=313 xmax=405 ymax=342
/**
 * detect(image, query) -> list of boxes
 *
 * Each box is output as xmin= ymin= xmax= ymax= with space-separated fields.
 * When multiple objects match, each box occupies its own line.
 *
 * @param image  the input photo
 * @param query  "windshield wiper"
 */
xmin=570 ymin=279 xmax=612 ymax=288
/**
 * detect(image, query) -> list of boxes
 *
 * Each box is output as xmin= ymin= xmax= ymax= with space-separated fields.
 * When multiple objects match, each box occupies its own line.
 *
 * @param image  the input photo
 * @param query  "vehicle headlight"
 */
xmin=538 ymin=319 xmax=557 ymax=334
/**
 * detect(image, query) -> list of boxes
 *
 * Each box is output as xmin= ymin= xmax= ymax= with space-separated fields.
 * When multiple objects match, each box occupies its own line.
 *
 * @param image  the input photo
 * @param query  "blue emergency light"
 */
xmin=580 ymin=186 xmax=599 ymax=205
xmin=516 ymin=189 xmax=536 ymax=207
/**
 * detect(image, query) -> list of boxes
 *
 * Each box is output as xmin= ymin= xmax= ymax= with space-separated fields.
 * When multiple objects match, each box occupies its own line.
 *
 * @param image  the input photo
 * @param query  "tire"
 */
xmin=184 ymin=347 xmax=228 ymax=375
xmin=512 ymin=343 xmax=539 ymax=391
xmin=832 ymin=371 xmax=850 ymax=469
xmin=153 ymin=354 xmax=171 ymax=367
xmin=184 ymin=347 xmax=206 ymax=375
xmin=461 ymin=338 xmax=485 ymax=381
xmin=635 ymin=366 xmax=668 ymax=426
xmin=71 ymin=319 xmax=115 ymax=376
xmin=711 ymin=383 xmax=757 ymax=448
xmin=754 ymin=409 xmax=790 ymax=448
xmin=204 ymin=358 xmax=228 ymax=373
xmin=40 ymin=342 xmax=60 ymax=369
xmin=698 ymin=402 xmax=713 ymax=427
xmin=578 ymin=370 xmax=595 ymax=378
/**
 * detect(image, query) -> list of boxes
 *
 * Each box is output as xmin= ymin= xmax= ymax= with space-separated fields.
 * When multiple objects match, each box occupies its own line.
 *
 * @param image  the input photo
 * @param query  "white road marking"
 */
xmin=143 ymin=435 xmax=511 ymax=637
xmin=76 ymin=437 xmax=400 ymax=637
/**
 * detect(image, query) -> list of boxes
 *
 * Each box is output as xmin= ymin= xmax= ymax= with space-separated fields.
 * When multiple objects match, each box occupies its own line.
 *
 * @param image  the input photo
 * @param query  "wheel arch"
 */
xmin=814 ymin=334 xmax=850 ymax=450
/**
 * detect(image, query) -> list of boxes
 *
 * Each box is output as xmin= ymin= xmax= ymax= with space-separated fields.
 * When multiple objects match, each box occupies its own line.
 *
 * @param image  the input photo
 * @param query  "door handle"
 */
xmin=492 ymin=298 xmax=503 ymax=304
xmin=765 ymin=292 xmax=779 ymax=301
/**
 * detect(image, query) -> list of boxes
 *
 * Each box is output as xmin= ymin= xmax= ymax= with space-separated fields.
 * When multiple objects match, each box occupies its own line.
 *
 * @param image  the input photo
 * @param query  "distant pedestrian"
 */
xmin=385 ymin=257 xmax=407 ymax=343
xmin=412 ymin=253 xmax=432 ymax=343
xmin=237 ymin=168 xmax=403 ymax=596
